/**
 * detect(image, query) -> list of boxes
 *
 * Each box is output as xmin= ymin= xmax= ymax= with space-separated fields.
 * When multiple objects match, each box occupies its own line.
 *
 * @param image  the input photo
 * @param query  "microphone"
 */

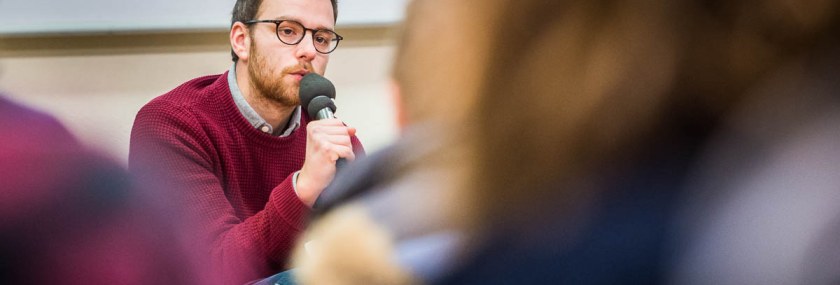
xmin=300 ymin=73 xmax=337 ymax=120
xmin=299 ymin=73 xmax=347 ymax=208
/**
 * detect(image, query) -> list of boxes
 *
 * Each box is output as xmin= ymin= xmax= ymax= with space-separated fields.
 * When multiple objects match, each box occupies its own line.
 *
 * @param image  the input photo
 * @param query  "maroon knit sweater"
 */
xmin=128 ymin=72 xmax=363 ymax=284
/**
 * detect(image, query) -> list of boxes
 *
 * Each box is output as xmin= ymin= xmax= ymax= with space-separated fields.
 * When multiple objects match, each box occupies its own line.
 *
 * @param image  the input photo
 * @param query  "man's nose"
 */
xmin=295 ymin=31 xmax=318 ymax=60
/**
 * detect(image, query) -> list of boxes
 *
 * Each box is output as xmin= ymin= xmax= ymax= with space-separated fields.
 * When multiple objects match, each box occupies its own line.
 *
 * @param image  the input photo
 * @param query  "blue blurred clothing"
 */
xmin=250 ymin=270 xmax=297 ymax=285
xmin=437 ymin=143 xmax=691 ymax=285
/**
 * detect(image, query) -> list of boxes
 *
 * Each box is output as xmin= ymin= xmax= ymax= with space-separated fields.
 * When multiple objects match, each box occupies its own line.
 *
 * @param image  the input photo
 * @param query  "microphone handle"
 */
xmin=313 ymin=106 xmax=347 ymax=173
xmin=313 ymin=156 xmax=347 ymax=210
xmin=315 ymin=108 xmax=335 ymax=120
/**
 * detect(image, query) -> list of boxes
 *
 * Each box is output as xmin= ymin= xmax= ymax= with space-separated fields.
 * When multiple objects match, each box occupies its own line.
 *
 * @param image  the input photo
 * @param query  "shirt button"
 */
xmin=260 ymin=125 xmax=271 ymax=133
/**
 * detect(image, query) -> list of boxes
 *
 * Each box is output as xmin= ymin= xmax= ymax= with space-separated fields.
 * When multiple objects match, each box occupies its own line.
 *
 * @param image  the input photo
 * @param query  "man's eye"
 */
xmin=280 ymin=28 xmax=295 ymax=35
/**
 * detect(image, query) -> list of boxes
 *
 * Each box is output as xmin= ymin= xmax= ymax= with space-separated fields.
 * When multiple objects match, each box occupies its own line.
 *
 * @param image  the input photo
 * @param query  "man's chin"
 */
xmin=258 ymin=88 xmax=298 ymax=107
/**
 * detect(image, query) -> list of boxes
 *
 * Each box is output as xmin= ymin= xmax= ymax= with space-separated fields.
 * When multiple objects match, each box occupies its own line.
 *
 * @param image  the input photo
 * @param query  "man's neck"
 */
xmin=235 ymin=63 xmax=296 ymax=131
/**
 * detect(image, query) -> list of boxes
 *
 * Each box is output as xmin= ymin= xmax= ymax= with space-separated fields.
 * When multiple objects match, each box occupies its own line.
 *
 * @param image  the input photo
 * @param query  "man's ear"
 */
xmin=389 ymin=80 xmax=408 ymax=130
xmin=230 ymin=22 xmax=251 ymax=62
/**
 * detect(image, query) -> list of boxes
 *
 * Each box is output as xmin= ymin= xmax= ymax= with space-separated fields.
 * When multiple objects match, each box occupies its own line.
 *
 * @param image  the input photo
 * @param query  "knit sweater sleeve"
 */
xmin=129 ymin=99 xmax=307 ymax=284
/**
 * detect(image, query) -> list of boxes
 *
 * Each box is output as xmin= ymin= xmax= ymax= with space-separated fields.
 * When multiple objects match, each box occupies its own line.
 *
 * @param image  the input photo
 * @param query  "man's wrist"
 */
xmin=292 ymin=170 xmax=301 ymax=192
xmin=293 ymin=170 xmax=317 ymax=207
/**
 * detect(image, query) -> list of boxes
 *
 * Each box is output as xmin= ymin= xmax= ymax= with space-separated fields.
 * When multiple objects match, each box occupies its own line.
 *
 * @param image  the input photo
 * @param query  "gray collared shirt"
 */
xmin=228 ymin=64 xmax=302 ymax=137
xmin=228 ymin=64 xmax=305 ymax=193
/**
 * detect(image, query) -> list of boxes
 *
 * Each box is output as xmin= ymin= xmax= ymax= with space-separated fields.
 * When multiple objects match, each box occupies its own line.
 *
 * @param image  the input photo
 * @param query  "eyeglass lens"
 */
xmin=276 ymin=21 xmax=339 ymax=53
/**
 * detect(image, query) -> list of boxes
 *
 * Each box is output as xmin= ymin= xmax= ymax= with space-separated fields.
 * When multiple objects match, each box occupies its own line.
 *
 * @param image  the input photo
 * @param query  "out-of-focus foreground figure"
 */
xmin=0 ymin=95 xmax=201 ymax=284
xmin=293 ymin=0 xmax=840 ymax=284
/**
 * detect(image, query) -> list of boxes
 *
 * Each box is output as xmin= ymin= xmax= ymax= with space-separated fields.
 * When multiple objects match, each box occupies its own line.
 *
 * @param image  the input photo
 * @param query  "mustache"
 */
xmin=282 ymin=62 xmax=314 ymax=74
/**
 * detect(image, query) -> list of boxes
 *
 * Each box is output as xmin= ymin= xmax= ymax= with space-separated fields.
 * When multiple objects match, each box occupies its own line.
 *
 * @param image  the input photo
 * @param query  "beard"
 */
xmin=247 ymin=40 xmax=313 ymax=107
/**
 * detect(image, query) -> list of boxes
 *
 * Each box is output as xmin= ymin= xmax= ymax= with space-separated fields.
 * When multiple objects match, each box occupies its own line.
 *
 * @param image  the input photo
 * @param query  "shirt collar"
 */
xmin=228 ymin=64 xmax=301 ymax=137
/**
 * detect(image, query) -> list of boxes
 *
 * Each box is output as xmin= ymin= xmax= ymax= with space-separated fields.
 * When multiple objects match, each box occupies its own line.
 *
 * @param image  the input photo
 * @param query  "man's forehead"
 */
xmin=257 ymin=0 xmax=335 ymax=27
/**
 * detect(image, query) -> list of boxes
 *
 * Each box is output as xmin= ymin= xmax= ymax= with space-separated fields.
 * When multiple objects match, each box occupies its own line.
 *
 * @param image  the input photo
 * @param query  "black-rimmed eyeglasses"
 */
xmin=243 ymin=19 xmax=343 ymax=54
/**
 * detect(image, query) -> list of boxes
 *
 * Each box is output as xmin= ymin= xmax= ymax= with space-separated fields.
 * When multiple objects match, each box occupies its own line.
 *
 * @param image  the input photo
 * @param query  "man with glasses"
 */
xmin=128 ymin=0 xmax=363 ymax=284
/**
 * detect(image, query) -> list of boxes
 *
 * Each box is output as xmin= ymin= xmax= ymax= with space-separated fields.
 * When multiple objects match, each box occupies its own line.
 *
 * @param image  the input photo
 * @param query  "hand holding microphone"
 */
xmin=295 ymin=73 xmax=355 ymax=207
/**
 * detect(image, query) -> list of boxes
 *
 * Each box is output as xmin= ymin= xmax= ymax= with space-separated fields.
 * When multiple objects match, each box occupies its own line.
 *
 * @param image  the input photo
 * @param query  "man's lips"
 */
xmin=288 ymin=70 xmax=309 ymax=81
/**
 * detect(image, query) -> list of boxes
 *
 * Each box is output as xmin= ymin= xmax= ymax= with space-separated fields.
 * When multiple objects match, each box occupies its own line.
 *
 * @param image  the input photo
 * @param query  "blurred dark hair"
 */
xmin=0 ymin=96 xmax=201 ymax=284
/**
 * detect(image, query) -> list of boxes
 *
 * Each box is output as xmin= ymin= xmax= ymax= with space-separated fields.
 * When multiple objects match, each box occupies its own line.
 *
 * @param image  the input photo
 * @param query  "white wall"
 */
xmin=0 ymin=29 xmax=398 ymax=164
xmin=0 ymin=0 xmax=409 ymax=34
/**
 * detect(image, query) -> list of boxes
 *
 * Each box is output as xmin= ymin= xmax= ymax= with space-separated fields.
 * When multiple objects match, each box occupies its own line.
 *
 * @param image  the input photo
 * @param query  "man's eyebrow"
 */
xmin=273 ymin=16 xmax=334 ymax=30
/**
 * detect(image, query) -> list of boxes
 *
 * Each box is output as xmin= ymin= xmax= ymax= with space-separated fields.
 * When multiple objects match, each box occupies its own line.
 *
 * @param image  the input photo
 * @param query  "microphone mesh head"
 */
xmin=299 ymin=73 xmax=336 ymax=117
xmin=307 ymin=96 xmax=337 ymax=118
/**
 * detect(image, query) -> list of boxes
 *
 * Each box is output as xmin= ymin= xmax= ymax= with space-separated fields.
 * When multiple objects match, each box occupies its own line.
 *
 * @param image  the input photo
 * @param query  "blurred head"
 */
xmin=0 ymin=96 xmax=200 ymax=284
xmin=393 ymin=0 xmax=839 ymax=233
xmin=386 ymin=0 xmax=513 ymax=234
xmin=468 ymin=0 xmax=840 ymax=232
xmin=0 ymin=151 xmax=195 ymax=284
xmin=230 ymin=0 xmax=339 ymax=106
xmin=390 ymin=0 xmax=499 ymax=128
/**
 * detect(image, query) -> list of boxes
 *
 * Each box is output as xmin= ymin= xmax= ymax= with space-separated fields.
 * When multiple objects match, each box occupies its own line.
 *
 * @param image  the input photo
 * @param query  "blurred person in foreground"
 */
xmin=128 ymin=0 xmax=364 ymax=283
xmin=0 ymin=95 xmax=201 ymax=284
xmin=289 ymin=0 xmax=840 ymax=284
